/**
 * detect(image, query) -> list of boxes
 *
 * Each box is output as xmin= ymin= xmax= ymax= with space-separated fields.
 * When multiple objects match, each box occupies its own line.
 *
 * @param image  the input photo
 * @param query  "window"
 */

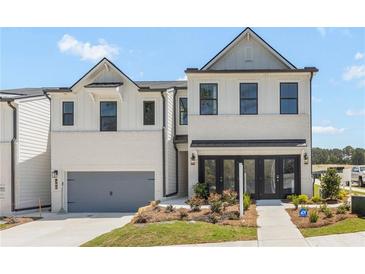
xmin=100 ymin=101 xmax=117 ymax=131
xmin=179 ymin=97 xmax=188 ymax=125
xmin=200 ymin=83 xmax=218 ymax=115
xmin=280 ymin=83 xmax=298 ymax=114
xmin=143 ymin=101 xmax=155 ymax=125
xmin=240 ymin=83 xmax=258 ymax=114
xmin=62 ymin=101 xmax=74 ymax=126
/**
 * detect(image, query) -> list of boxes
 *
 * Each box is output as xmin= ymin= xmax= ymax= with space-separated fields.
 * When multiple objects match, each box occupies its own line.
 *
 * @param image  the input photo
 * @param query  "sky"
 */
xmin=0 ymin=27 xmax=364 ymax=148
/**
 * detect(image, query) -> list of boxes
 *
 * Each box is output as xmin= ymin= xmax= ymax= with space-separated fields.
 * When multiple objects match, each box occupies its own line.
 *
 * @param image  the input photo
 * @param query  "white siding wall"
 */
xmin=16 ymin=97 xmax=51 ymax=209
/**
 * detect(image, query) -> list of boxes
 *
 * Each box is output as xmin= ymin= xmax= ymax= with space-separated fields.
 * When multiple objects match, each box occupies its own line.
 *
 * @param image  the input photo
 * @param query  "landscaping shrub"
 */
xmin=319 ymin=203 xmax=328 ymax=212
xmin=311 ymin=196 xmax=321 ymax=204
xmin=222 ymin=189 xmax=238 ymax=205
xmin=208 ymin=193 xmax=223 ymax=213
xmin=320 ymin=168 xmax=341 ymax=200
xmin=134 ymin=213 xmax=149 ymax=224
xmin=287 ymin=194 xmax=295 ymax=201
xmin=208 ymin=214 xmax=219 ymax=224
xmin=227 ymin=211 xmax=240 ymax=220
xmin=337 ymin=189 xmax=348 ymax=201
xmin=150 ymin=200 xmax=160 ymax=207
xmin=185 ymin=196 xmax=204 ymax=212
xmin=292 ymin=196 xmax=300 ymax=209
xmin=165 ymin=204 xmax=175 ymax=213
xmin=309 ymin=210 xmax=319 ymax=223
xmin=322 ymin=207 xmax=333 ymax=218
xmin=344 ymin=202 xmax=350 ymax=211
xmin=336 ymin=204 xmax=347 ymax=214
xmin=193 ymin=182 xmax=209 ymax=200
xmin=178 ymin=209 xmax=188 ymax=220
xmin=298 ymin=194 xmax=309 ymax=204
xmin=243 ymin=193 xmax=251 ymax=211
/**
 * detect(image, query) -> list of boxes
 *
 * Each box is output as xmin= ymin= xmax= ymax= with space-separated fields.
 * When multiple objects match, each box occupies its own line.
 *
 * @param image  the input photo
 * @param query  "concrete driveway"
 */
xmin=0 ymin=212 xmax=133 ymax=247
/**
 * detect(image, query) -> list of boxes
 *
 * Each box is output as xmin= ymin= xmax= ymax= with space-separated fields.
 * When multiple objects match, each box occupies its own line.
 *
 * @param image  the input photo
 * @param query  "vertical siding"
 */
xmin=16 ymin=97 xmax=51 ymax=209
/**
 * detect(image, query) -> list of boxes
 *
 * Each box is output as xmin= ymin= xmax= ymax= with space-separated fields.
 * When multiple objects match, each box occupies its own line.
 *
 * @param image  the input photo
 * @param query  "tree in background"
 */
xmin=312 ymin=146 xmax=365 ymax=165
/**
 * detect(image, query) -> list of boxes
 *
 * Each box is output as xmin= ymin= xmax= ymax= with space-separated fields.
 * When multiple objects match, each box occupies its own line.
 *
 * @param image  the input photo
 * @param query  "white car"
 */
xmin=351 ymin=166 xmax=365 ymax=187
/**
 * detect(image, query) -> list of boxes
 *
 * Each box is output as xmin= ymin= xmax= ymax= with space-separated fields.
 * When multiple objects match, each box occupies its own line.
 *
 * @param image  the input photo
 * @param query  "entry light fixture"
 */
xmin=303 ymin=152 xmax=309 ymax=164
xmin=190 ymin=152 xmax=197 ymax=165
xmin=52 ymin=170 xmax=58 ymax=178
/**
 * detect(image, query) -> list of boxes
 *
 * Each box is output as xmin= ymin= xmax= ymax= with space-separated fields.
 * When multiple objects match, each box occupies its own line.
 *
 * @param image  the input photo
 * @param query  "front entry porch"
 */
xmin=198 ymin=155 xmax=301 ymax=200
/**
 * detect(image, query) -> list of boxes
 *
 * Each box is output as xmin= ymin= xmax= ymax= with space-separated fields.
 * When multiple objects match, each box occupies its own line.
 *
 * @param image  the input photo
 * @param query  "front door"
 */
xmin=258 ymin=158 xmax=280 ymax=199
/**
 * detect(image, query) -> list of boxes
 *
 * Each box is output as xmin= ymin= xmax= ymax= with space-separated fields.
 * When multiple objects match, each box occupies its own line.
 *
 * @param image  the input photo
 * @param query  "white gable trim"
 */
xmin=201 ymin=28 xmax=296 ymax=70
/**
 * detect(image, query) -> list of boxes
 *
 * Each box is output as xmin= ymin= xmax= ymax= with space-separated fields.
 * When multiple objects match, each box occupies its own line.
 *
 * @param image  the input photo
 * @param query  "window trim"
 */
xmin=199 ymin=83 xmax=218 ymax=115
xmin=143 ymin=100 xmax=156 ymax=126
xmin=239 ymin=83 xmax=258 ymax=115
xmin=280 ymin=82 xmax=298 ymax=115
xmin=100 ymin=101 xmax=117 ymax=132
xmin=179 ymin=97 xmax=188 ymax=125
xmin=62 ymin=101 xmax=74 ymax=126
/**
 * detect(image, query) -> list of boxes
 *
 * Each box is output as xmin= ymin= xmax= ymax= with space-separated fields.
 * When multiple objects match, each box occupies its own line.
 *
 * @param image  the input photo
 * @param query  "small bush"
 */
xmin=227 ymin=211 xmax=240 ymax=220
xmin=150 ymin=200 xmax=160 ymax=207
xmin=337 ymin=189 xmax=348 ymax=201
xmin=165 ymin=204 xmax=175 ymax=213
xmin=336 ymin=204 xmax=347 ymax=214
xmin=311 ymin=196 xmax=322 ymax=204
xmin=185 ymin=196 xmax=204 ymax=212
xmin=208 ymin=214 xmax=219 ymax=224
xmin=222 ymin=189 xmax=238 ymax=205
xmin=309 ymin=210 xmax=319 ymax=223
xmin=323 ymin=207 xmax=333 ymax=218
xmin=208 ymin=193 xmax=223 ymax=213
xmin=134 ymin=213 xmax=149 ymax=224
xmin=178 ymin=209 xmax=188 ymax=220
xmin=298 ymin=194 xmax=309 ymax=204
xmin=193 ymin=182 xmax=209 ymax=200
xmin=320 ymin=168 xmax=341 ymax=200
xmin=287 ymin=194 xmax=295 ymax=201
xmin=243 ymin=193 xmax=251 ymax=211
xmin=344 ymin=202 xmax=350 ymax=211
xmin=292 ymin=196 xmax=300 ymax=209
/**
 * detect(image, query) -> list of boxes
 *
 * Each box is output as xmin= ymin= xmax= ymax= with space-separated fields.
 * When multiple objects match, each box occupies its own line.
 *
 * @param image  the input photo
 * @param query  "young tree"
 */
xmin=320 ymin=168 xmax=341 ymax=200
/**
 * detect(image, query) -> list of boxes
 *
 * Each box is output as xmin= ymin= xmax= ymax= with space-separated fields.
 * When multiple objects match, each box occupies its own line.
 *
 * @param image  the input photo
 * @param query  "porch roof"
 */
xmin=190 ymin=139 xmax=307 ymax=148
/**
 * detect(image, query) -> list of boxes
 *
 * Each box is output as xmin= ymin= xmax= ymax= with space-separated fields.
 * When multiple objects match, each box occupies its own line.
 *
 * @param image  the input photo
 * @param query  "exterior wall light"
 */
xmin=303 ymin=152 xmax=309 ymax=164
xmin=52 ymin=170 xmax=58 ymax=178
xmin=190 ymin=152 xmax=197 ymax=165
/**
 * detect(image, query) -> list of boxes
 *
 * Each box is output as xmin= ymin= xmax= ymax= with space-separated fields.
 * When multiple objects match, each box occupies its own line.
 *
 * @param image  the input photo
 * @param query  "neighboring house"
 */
xmin=0 ymin=89 xmax=51 ymax=215
xmin=6 ymin=27 xmax=316 ymax=213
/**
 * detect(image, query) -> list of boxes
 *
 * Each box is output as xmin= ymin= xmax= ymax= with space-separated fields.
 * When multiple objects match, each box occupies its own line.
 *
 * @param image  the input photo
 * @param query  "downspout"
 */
xmin=161 ymin=91 xmax=166 ymax=197
xmin=165 ymin=87 xmax=179 ymax=197
xmin=7 ymin=101 xmax=16 ymax=212
xmin=310 ymin=72 xmax=315 ymax=196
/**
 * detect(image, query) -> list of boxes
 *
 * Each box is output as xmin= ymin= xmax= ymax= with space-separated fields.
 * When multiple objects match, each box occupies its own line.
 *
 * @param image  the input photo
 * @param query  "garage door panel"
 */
xmin=67 ymin=171 xmax=154 ymax=212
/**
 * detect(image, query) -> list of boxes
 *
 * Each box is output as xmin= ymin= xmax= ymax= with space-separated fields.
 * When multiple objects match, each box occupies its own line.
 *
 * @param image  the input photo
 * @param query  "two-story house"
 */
xmin=44 ymin=27 xmax=317 ymax=213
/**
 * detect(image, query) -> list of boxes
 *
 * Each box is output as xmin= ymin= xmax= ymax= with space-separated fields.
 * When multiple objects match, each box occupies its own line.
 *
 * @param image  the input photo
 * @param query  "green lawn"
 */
xmin=300 ymin=217 xmax=365 ymax=238
xmin=82 ymin=221 xmax=257 ymax=247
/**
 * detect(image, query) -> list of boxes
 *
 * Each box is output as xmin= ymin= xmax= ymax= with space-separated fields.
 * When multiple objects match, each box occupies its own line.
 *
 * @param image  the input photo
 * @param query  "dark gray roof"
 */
xmin=0 ymin=88 xmax=45 ymax=96
xmin=136 ymin=81 xmax=187 ymax=90
xmin=191 ymin=139 xmax=307 ymax=148
xmin=174 ymin=135 xmax=188 ymax=144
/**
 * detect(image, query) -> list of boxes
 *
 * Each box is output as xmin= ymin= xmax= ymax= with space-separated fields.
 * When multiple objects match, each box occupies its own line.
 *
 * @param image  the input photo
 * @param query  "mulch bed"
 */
xmin=131 ymin=203 xmax=257 ymax=227
xmin=286 ymin=208 xmax=357 ymax=228
xmin=0 ymin=216 xmax=40 ymax=230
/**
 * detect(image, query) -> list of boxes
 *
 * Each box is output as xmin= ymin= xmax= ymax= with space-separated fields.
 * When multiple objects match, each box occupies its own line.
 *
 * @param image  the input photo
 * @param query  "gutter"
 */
xmin=161 ymin=91 xmax=166 ymax=197
xmin=310 ymin=71 xmax=314 ymax=196
xmin=165 ymin=87 xmax=179 ymax=197
xmin=7 ymin=101 xmax=16 ymax=212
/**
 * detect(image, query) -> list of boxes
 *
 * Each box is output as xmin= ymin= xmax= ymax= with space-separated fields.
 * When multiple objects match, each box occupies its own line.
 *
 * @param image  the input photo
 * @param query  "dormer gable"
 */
xmin=201 ymin=28 xmax=296 ymax=70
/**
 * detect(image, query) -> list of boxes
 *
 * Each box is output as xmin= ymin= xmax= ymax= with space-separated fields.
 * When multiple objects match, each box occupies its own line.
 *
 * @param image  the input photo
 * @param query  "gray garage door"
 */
xmin=67 ymin=171 xmax=154 ymax=212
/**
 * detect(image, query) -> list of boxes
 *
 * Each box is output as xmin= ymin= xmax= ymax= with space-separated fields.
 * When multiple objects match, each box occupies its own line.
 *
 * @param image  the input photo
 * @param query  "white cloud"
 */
xmin=346 ymin=109 xmax=365 ymax=116
xmin=342 ymin=65 xmax=365 ymax=81
xmin=177 ymin=75 xmax=187 ymax=81
xmin=316 ymin=27 xmax=326 ymax=37
xmin=355 ymin=52 xmax=364 ymax=60
xmin=313 ymin=126 xmax=345 ymax=134
xmin=58 ymin=34 xmax=119 ymax=61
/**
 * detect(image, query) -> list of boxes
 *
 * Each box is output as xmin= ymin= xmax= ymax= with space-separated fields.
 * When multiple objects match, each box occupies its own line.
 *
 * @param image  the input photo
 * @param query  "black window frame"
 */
xmin=179 ymin=97 xmax=188 ymax=125
xmin=62 ymin=101 xmax=74 ymax=126
xmin=240 ymin=83 xmax=258 ymax=115
xmin=280 ymin=82 xmax=298 ymax=115
xmin=200 ymin=83 xmax=218 ymax=115
xmin=100 ymin=101 xmax=117 ymax=132
xmin=143 ymin=100 xmax=156 ymax=126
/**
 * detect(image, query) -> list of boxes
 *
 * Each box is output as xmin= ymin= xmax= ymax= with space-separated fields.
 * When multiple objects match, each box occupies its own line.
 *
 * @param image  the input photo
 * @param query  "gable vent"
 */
xmin=244 ymin=46 xmax=253 ymax=62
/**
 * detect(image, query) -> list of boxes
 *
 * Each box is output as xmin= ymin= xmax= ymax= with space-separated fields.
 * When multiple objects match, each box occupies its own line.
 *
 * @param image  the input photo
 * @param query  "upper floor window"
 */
xmin=100 ymin=101 xmax=117 ymax=131
xmin=143 ymin=101 xmax=155 ymax=125
xmin=179 ymin=97 xmax=188 ymax=125
xmin=200 ymin=83 xmax=218 ymax=115
xmin=240 ymin=83 xmax=258 ymax=115
xmin=280 ymin=83 xmax=298 ymax=114
xmin=62 ymin=101 xmax=74 ymax=126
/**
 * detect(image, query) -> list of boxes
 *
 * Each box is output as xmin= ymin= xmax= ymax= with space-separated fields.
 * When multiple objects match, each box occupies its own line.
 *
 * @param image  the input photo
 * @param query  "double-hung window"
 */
xmin=200 ymin=83 xmax=218 ymax=115
xmin=280 ymin=83 xmax=298 ymax=114
xmin=143 ymin=101 xmax=155 ymax=125
xmin=62 ymin=101 xmax=74 ymax=126
xmin=240 ymin=83 xmax=258 ymax=115
xmin=100 ymin=101 xmax=117 ymax=131
xmin=179 ymin=97 xmax=188 ymax=125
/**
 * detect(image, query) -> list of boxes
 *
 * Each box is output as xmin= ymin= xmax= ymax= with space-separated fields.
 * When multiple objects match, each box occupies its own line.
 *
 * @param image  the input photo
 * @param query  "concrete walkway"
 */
xmin=256 ymin=200 xmax=309 ymax=246
xmin=0 ymin=212 xmax=133 ymax=247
